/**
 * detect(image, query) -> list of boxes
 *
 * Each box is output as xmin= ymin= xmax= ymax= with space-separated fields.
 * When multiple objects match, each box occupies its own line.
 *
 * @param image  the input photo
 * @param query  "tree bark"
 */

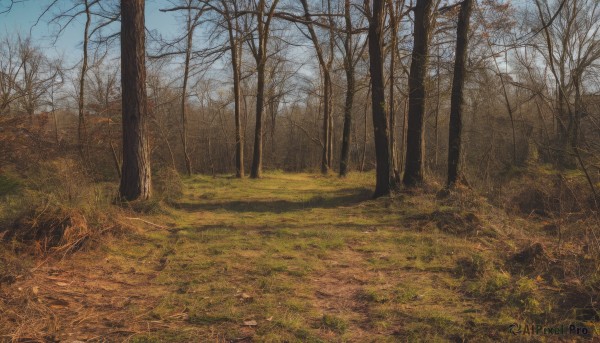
xmin=368 ymin=0 xmax=391 ymax=198
xmin=181 ymin=3 xmax=194 ymax=176
xmin=78 ymin=0 xmax=91 ymax=159
xmin=119 ymin=0 xmax=151 ymax=201
xmin=403 ymin=0 xmax=433 ymax=187
xmin=387 ymin=0 xmax=401 ymax=185
xmin=447 ymin=0 xmax=473 ymax=187
xmin=339 ymin=0 xmax=354 ymax=177
xmin=250 ymin=0 xmax=279 ymax=179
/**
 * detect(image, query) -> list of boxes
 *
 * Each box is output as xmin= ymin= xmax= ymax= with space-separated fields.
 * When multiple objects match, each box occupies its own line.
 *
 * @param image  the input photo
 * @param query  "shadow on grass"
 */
xmin=173 ymin=187 xmax=373 ymax=213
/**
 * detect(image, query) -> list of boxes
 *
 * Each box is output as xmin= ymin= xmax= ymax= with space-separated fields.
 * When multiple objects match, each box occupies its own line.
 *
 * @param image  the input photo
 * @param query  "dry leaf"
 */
xmin=266 ymin=316 xmax=273 ymax=321
xmin=32 ymin=286 xmax=39 ymax=295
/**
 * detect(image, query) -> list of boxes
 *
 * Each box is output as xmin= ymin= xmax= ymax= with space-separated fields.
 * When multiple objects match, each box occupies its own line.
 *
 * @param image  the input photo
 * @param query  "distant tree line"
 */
xmin=1 ymin=0 xmax=599 ymax=201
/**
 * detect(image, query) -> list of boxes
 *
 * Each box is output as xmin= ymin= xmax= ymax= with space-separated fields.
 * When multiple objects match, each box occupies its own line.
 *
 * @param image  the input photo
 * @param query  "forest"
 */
xmin=0 ymin=0 xmax=599 ymax=341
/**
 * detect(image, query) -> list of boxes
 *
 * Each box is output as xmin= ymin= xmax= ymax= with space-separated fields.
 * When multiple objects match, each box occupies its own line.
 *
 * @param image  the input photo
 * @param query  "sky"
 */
xmin=0 ymin=0 xmax=181 ymax=59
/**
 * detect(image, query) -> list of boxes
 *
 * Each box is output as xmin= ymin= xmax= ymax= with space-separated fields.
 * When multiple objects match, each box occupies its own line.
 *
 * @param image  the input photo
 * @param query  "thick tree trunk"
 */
xmin=447 ymin=0 xmax=473 ymax=187
xmin=403 ymin=0 xmax=433 ymax=187
xmin=368 ymin=0 xmax=391 ymax=198
xmin=339 ymin=0 xmax=354 ymax=177
xmin=119 ymin=0 xmax=151 ymax=201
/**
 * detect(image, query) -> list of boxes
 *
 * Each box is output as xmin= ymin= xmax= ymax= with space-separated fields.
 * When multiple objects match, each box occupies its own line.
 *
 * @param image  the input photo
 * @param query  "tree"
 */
xmin=367 ymin=0 xmax=391 ymax=197
xmin=221 ymin=0 xmax=245 ymax=178
xmin=447 ymin=0 xmax=474 ymax=187
xmin=249 ymin=0 xmax=280 ymax=179
xmin=14 ymin=36 xmax=61 ymax=116
xmin=300 ymin=0 xmax=336 ymax=174
xmin=339 ymin=0 xmax=359 ymax=177
xmin=119 ymin=0 xmax=151 ymax=201
xmin=386 ymin=0 xmax=405 ymax=185
xmin=78 ymin=0 xmax=91 ymax=157
xmin=180 ymin=0 xmax=204 ymax=176
xmin=403 ymin=0 xmax=434 ymax=187
xmin=532 ymin=0 xmax=600 ymax=169
xmin=0 ymin=36 xmax=23 ymax=115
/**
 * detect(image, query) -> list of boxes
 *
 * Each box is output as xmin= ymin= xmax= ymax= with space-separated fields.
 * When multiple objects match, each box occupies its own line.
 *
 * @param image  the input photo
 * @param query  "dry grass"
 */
xmin=0 ymin=172 xmax=598 ymax=342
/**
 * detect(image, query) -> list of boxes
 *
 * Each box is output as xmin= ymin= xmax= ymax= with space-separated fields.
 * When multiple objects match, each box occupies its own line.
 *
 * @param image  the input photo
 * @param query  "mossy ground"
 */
xmin=0 ymin=172 xmax=595 ymax=342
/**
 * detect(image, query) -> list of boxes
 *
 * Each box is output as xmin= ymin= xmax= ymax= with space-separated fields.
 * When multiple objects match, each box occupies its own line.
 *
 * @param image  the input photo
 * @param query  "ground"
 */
xmin=0 ymin=172 xmax=596 ymax=342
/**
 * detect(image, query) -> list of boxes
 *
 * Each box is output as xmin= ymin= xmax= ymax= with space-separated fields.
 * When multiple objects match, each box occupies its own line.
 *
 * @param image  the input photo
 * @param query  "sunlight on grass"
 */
xmin=4 ymin=171 xmax=566 ymax=342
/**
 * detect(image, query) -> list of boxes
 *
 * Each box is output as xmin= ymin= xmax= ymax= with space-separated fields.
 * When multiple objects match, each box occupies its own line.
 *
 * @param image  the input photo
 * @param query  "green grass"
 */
xmin=2 ymin=172 xmax=587 ymax=342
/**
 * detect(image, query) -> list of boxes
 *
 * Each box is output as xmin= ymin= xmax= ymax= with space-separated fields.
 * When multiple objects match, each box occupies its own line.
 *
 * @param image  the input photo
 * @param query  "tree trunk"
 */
xmin=387 ymin=0 xmax=400 ymax=185
xmin=250 ymin=0 xmax=279 ymax=178
xmin=447 ymin=0 xmax=473 ymax=187
xmin=361 ymin=83 xmax=371 ymax=172
xmin=339 ymin=0 xmax=354 ymax=177
xmin=368 ymin=0 xmax=391 ymax=198
xmin=181 ymin=7 xmax=193 ymax=176
xmin=119 ymin=0 xmax=151 ymax=201
xmin=232 ymin=36 xmax=244 ymax=178
xmin=78 ymin=0 xmax=90 ymax=159
xmin=251 ymin=60 xmax=265 ymax=178
xmin=222 ymin=1 xmax=244 ymax=178
xmin=403 ymin=0 xmax=433 ymax=187
xmin=300 ymin=0 xmax=333 ymax=174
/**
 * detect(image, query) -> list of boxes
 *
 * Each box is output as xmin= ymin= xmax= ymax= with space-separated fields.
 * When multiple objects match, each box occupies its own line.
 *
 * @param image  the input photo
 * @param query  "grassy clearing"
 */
xmin=0 ymin=172 xmax=597 ymax=341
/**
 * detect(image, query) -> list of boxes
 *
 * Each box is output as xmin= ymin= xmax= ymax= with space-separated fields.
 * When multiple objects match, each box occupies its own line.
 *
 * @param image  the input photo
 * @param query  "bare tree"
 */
xmin=339 ymin=0 xmax=355 ymax=177
xmin=249 ymin=0 xmax=280 ymax=179
xmin=447 ymin=0 xmax=474 ymax=187
xmin=403 ymin=0 xmax=434 ymax=187
xmin=299 ymin=0 xmax=336 ymax=174
xmin=221 ymin=0 xmax=246 ymax=178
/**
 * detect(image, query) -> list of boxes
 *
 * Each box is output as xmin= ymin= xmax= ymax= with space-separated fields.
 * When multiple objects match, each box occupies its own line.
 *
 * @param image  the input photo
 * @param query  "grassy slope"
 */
xmin=0 ymin=172 xmax=595 ymax=342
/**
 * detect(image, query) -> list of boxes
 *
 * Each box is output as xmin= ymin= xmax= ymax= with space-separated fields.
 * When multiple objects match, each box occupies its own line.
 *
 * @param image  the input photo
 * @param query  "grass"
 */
xmin=0 ymin=172 xmax=596 ymax=341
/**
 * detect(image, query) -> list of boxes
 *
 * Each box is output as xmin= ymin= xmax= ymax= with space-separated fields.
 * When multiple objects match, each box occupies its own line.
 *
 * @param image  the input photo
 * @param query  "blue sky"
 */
xmin=0 ymin=0 xmax=180 ymax=57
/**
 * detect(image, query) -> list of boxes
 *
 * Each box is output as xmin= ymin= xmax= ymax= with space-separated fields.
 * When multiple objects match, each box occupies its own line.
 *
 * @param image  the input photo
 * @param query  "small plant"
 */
xmin=455 ymin=253 xmax=491 ymax=278
xmin=509 ymin=277 xmax=543 ymax=315
xmin=321 ymin=314 xmax=348 ymax=334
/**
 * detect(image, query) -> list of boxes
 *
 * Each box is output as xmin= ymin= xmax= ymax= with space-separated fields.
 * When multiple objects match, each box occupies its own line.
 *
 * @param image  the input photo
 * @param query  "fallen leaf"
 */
xmin=56 ymin=282 xmax=68 ymax=287
xmin=243 ymin=320 xmax=257 ymax=326
xmin=266 ymin=316 xmax=273 ymax=321
xmin=32 ymin=286 xmax=39 ymax=295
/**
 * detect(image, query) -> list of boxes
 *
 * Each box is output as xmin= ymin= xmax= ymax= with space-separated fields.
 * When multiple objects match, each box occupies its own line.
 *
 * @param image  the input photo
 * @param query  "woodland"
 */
xmin=0 ymin=0 xmax=599 ymax=341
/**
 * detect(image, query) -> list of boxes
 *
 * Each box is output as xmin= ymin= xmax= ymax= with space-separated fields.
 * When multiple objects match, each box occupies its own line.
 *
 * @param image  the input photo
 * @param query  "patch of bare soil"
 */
xmin=310 ymin=249 xmax=378 ymax=340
